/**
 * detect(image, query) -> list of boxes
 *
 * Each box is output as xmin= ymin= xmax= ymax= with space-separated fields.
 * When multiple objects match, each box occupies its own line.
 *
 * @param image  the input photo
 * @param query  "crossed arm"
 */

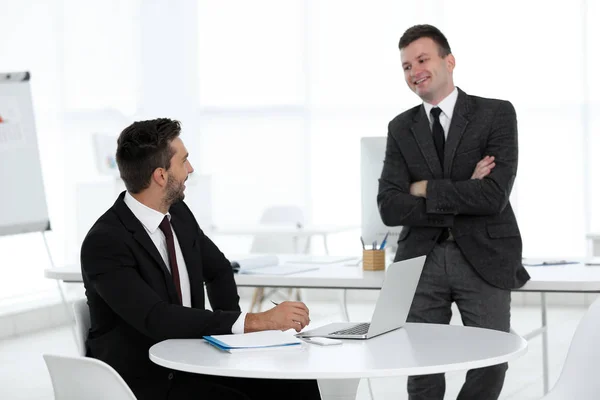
xmin=378 ymin=101 xmax=518 ymax=227
xmin=409 ymin=155 xmax=496 ymax=197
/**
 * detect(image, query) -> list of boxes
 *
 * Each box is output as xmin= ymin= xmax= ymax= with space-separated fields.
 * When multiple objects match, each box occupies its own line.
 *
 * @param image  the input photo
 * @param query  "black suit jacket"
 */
xmin=378 ymin=88 xmax=530 ymax=289
xmin=80 ymin=192 xmax=241 ymax=393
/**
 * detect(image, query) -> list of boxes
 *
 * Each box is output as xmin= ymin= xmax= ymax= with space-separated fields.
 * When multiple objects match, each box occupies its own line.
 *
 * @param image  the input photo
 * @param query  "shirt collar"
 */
xmin=423 ymin=86 xmax=459 ymax=122
xmin=124 ymin=191 xmax=170 ymax=234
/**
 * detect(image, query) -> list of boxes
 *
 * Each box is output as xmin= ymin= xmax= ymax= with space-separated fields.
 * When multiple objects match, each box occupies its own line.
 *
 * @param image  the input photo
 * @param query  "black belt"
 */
xmin=437 ymin=228 xmax=454 ymax=243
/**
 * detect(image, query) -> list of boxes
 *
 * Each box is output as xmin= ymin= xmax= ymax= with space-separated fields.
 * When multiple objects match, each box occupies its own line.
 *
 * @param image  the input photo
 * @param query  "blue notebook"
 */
xmin=204 ymin=330 xmax=302 ymax=353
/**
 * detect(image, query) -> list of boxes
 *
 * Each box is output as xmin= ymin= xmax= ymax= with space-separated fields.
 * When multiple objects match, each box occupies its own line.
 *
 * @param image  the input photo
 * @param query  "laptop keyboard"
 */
xmin=330 ymin=323 xmax=370 ymax=336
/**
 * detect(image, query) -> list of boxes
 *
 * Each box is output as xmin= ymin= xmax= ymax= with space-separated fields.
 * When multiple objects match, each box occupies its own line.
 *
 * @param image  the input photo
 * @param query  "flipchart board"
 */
xmin=0 ymin=71 xmax=50 ymax=236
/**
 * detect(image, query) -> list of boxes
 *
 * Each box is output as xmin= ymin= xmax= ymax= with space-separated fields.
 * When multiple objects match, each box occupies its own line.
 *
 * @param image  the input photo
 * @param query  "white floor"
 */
xmin=0 ymin=293 xmax=586 ymax=400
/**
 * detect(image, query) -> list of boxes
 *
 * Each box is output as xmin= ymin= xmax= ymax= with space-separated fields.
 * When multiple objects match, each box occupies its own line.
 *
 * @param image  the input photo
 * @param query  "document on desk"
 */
xmin=285 ymin=255 xmax=359 ymax=264
xmin=230 ymin=255 xmax=279 ymax=272
xmin=585 ymin=257 xmax=600 ymax=266
xmin=240 ymin=265 xmax=319 ymax=275
xmin=204 ymin=330 xmax=303 ymax=353
xmin=522 ymin=259 xmax=579 ymax=266
xmin=231 ymin=255 xmax=319 ymax=275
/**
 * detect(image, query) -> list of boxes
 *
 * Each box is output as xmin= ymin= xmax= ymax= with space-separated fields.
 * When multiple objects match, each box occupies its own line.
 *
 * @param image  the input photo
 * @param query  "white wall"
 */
xmin=0 ymin=0 xmax=599 ymax=302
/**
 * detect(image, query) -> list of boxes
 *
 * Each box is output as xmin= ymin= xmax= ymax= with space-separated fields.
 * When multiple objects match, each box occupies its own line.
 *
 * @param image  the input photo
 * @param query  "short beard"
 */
xmin=164 ymin=175 xmax=185 ymax=208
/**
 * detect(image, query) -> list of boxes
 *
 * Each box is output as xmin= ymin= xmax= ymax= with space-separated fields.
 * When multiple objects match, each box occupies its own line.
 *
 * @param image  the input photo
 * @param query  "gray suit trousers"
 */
xmin=407 ymin=241 xmax=511 ymax=400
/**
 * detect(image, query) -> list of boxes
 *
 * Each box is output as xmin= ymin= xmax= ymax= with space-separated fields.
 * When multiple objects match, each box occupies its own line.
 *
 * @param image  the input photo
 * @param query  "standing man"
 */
xmin=378 ymin=25 xmax=530 ymax=400
xmin=81 ymin=118 xmax=321 ymax=400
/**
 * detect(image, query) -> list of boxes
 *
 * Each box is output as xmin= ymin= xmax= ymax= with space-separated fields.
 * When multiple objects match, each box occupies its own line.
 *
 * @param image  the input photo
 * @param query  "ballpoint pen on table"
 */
xmin=380 ymin=232 xmax=389 ymax=250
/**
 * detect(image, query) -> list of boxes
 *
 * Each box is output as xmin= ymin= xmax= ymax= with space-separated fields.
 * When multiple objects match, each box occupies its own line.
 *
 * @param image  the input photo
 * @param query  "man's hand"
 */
xmin=244 ymin=301 xmax=310 ymax=333
xmin=471 ymin=156 xmax=495 ymax=180
xmin=409 ymin=180 xmax=428 ymax=198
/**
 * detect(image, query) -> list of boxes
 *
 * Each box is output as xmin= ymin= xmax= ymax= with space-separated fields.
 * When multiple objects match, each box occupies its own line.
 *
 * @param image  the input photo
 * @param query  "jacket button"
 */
xmin=168 ymin=372 xmax=174 ymax=380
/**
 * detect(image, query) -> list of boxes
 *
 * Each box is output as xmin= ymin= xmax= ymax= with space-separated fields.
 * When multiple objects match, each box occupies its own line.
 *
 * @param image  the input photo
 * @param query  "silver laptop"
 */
xmin=297 ymin=255 xmax=425 ymax=340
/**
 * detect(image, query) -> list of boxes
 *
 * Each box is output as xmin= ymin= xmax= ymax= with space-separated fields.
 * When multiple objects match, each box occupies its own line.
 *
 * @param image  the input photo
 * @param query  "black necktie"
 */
xmin=431 ymin=107 xmax=450 ymax=243
xmin=431 ymin=107 xmax=445 ymax=168
xmin=158 ymin=216 xmax=183 ymax=304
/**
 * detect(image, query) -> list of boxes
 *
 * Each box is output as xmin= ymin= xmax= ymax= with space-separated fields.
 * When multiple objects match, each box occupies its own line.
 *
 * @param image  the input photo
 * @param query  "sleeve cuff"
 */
xmin=231 ymin=312 xmax=247 ymax=334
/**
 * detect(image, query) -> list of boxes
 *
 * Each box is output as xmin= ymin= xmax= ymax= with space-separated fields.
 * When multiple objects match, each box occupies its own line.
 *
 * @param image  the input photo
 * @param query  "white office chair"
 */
xmin=43 ymin=354 xmax=137 ymax=400
xmin=541 ymin=297 xmax=600 ymax=399
xmin=250 ymin=206 xmax=307 ymax=254
xmin=249 ymin=206 xmax=306 ymax=312
xmin=73 ymin=298 xmax=91 ymax=356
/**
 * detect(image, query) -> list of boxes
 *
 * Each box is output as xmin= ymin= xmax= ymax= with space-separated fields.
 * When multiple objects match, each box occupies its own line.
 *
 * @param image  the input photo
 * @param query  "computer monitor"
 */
xmin=92 ymin=133 xmax=120 ymax=178
xmin=361 ymin=137 xmax=403 ymax=250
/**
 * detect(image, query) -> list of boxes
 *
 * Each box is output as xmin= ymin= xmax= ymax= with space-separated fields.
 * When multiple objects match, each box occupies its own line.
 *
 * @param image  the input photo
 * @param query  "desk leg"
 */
xmin=340 ymin=289 xmax=350 ymax=321
xmin=518 ymin=292 xmax=550 ymax=395
xmin=318 ymin=379 xmax=360 ymax=400
xmin=541 ymin=292 xmax=549 ymax=394
xmin=56 ymin=280 xmax=78 ymax=344
xmin=303 ymin=234 xmax=311 ymax=254
xmin=294 ymin=235 xmax=299 ymax=254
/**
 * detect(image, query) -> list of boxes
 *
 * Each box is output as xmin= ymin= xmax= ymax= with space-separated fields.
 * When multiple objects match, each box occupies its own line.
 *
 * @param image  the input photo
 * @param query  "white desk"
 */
xmin=149 ymin=323 xmax=527 ymax=400
xmin=521 ymin=265 xmax=600 ymax=292
xmin=231 ymin=263 xmax=600 ymax=395
xmin=207 ymin=224 xmax=358 ymax=254
xmin=45 ymin=261 xmax=600 ymax=395
xmin=45 ymin=268 xmax=82 ymax=283
xmin=42 ymin=255 xmax=366 ymax=285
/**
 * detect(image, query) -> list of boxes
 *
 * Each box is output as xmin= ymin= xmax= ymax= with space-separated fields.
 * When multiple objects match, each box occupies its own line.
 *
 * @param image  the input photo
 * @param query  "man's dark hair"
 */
xmin=115 ymin=118 xmax=181 ymax=193
xmin=398 ymin=24 xmax=451 ymax=57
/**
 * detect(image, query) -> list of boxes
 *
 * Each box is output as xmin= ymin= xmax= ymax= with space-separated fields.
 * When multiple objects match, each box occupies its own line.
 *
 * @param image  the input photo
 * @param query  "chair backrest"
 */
xmin=250 ymin=206 xmax=306 ymax=254
xmin=43 ymin=354 xmax=137 ymax=400
xmin=544 ymin=297 xmax=600 ymax=398
xmin=73 ymin=298 xmax=91 ymax=356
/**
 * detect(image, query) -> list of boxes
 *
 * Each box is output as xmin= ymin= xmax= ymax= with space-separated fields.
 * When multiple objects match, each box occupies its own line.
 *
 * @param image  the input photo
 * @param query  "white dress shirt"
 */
xmin=124 ymin=192 xmax=245 ymax=333
xmin=423 ymin=86 xmax=459 ymax=139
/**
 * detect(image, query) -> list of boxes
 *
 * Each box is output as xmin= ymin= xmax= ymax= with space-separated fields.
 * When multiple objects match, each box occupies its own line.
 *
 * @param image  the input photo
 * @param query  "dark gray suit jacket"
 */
xmin=377 ymin=88 xmax=530 ymax=289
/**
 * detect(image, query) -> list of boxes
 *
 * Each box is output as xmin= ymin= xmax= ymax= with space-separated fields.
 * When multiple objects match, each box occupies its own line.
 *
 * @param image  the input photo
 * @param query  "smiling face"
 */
xmin=401 ymin=37 xmax=455 ymax=105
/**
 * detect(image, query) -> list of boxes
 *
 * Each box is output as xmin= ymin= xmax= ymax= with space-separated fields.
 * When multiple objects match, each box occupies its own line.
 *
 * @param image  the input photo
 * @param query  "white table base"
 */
xmin=318 ymin=379 xmax=360 ymax=400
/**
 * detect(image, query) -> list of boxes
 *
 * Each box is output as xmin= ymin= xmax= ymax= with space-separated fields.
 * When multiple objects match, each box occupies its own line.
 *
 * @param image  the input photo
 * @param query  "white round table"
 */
xmin=149 ymin=323 xmax=527 ymax=400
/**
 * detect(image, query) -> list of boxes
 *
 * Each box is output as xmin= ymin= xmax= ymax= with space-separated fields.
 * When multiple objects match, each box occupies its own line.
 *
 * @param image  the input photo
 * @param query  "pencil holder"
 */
xmin=363 ymin=249 xmax=385 ymax=271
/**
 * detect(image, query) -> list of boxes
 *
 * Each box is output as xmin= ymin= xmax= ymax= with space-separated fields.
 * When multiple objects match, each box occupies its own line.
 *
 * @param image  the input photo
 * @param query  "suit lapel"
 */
xmin=113 ymin=192 xmax=180 ymax=303
xmin=410 ymin=105 xmax=443 ymax=178
xmin=444 ymin=88 xmax=472 ymax=176
xmin=170 ymin=209 xmax=204 ymax=307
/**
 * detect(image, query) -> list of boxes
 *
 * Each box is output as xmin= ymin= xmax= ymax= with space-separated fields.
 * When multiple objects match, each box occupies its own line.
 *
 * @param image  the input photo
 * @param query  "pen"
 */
xmin=372 ymin=240 xmax=377 ymax=250
xmin=380 ymin=232 xmax=389 ymax=250
xmin=271 ymin=301 xmax=279 ymax=306
xmin=360 ymin=237 xmax=366 ymax=250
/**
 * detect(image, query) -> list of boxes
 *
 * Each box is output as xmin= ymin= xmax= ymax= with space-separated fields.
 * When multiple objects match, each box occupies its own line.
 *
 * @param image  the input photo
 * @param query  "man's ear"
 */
xmin=152 ymin=167 xmax=167 ymax=187
xmin=446 ymin=54 xmax=456 ymax=72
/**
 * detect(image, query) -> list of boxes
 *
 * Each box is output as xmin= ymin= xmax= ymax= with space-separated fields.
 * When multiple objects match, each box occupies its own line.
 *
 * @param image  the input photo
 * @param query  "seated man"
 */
xmin=81 ymin=118 xmax=321 ymax=400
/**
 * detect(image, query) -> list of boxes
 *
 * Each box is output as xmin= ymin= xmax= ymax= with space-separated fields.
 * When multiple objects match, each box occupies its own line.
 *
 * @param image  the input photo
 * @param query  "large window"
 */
xmin=0 ymin=1 xmax=62 ymax=299
xmin=445 ymin=1 xmax=587 ymax=257
xmin=308 ymin=1 xmax=590 ymax=257
xmin=198 ymin=1 xmax=305 ymax=108
xmin=0 ymin=1 xmax=141 ymax=301
xmin=1 ymin=0 xmax=598 ymax=303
